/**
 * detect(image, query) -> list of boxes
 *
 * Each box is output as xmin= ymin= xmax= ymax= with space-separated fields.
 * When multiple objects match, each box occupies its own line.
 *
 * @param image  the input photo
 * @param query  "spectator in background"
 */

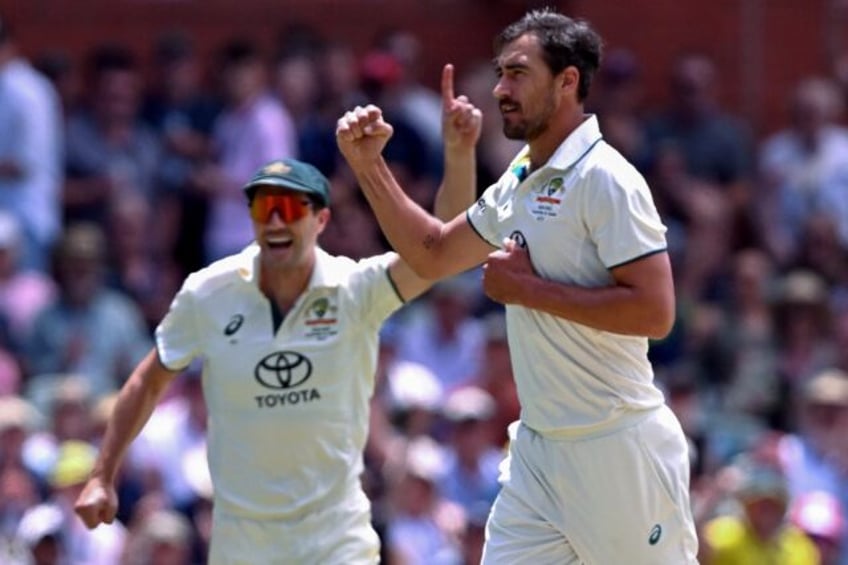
xmin=35 ymin=440 xmax=127 ymax=563
xmin=63 ymin=43 xmax=163 ymax=230
xmin=790 ymin=490 xmax=845 ymax=565
xmin=125 ymin=507 xmax=194 ymax=565
xmin=142 ymin=30 xmax=221 ymax=275
xmin=771 ymin=270 xmax=836 ymax=388
xmin=591 ymin=48 xmax=650 ymax=171
xmin=779 ymin=368 xmax=848 ymax=506
xmin=695 ymin=248 xmax=782 ymax=430
xmin=272 ymin=24 xmax=323 ymax=133
xmin=298 ymin=40 xmax=368 ymax=178
xmin=758 ymin=77 xmax=848 ymax=267
xmin=0 ymin=212 xmax=56 ymax=356
xmin=645 ymin=52 xmax=755 ymax=302
xmin=0 ymin=395 xmax=42 ymax=480
xmin=394 ymin=277 xmax=486 ymax=393
xmin=0 ymin=13 xmax=64 ymax=273
xmin=790 ymin=212 xmax=848 ymax=297
xmin=105 ymin=191 xmax=183 ymax=334
xmin=33 ymin=48 xmax=83 ymax=121
xmin=372 ymin=28 xmax=445 ymax=175
xmin=13 ymin=500 xmax=64 ymax=564
xmin=24 ymin=223 xmax=152 ymax=398
xmin=130 ymin=369 xmax=208 ymax=515
xmin=698 ymin=455 xmax=821 ymax=564
xmin=358 ymin=48 xmax=440 ymax=209
xmin=194 ymin=38 xmax=298 ymax=263
xmin=384 ymin=360 xmax=444 ymax=442
xmin=437 ymin=386 xmax=502 ymax=521
xmin=472 ymin=311 xmax=519 ymax=448
xmin=383 ymin=436 xmax=464 ymax=565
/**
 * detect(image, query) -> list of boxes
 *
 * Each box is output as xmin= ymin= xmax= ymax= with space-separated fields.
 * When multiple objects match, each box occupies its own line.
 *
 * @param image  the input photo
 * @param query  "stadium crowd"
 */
xmin=1 ymin=14 xmax=847 ymax=565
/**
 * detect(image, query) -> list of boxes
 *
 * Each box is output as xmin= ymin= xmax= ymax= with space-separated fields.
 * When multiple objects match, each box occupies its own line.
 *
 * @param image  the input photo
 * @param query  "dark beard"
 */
xmin=500 ymin=96 xmax=554 ymax=141
xmin=502 ymin=117 xmax=548 ymax=141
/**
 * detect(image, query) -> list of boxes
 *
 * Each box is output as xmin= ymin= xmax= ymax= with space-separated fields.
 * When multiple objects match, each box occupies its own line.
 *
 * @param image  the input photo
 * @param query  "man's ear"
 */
xmin=561 ymin=66 xmax=579 ymax=93
xmin=315 ymin=207 xmax=332 ymax=234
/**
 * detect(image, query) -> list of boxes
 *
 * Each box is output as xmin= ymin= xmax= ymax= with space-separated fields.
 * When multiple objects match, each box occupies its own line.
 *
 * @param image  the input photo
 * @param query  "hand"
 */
xmin=74 ymin=476 xmax=119 ymax=529
xmin=482 ymin=238 xmax=535 ymax=305
xmin=336 ymin=104 xmax=394 ymax=171
xmin=441 ymin=64 xmax=482 ymax=151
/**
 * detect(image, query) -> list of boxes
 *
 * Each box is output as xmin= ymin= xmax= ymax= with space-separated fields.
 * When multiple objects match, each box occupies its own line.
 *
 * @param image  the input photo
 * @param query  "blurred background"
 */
xmin=1 ymin=0 xmax=847 ymax=564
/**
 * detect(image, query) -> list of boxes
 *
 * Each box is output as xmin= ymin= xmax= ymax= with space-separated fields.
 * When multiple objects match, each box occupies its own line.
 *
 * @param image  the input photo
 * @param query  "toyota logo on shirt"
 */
xmin=254 ymin=351 xmax=313 ymax=390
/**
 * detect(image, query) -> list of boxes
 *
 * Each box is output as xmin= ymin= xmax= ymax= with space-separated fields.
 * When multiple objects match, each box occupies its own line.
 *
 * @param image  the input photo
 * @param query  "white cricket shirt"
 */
xmin=155 ymin=244 xmax=403 ymax=519
xmin=467 ymin=115 xmax=667 ymax=435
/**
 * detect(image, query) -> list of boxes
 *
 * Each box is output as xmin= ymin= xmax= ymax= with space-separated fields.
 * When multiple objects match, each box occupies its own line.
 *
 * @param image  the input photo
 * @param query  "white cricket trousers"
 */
xmin=482 ymin=405 xmax=699 ymax=564
xmin=208 ymin=488 xmax=380 ymax=564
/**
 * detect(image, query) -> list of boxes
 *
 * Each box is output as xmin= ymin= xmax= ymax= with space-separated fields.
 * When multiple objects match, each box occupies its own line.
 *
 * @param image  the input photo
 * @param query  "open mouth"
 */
xmin=500 ymin=101 xmax=520 ymax=115
xmin=266 ymin=236 xmax=293 ymax=250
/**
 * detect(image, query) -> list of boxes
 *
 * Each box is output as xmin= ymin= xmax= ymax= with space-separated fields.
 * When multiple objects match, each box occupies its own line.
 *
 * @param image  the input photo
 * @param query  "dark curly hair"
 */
xmin=494 ymin=8 xmax=603 ymax=102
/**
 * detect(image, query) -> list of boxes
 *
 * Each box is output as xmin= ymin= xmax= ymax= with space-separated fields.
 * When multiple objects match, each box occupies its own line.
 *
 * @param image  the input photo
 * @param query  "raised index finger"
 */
xmin=441 ymin=63 xmax=455 ymax=110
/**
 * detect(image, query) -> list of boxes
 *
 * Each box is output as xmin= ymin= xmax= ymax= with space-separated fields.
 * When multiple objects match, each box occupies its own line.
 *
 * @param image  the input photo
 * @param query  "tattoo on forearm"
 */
xmin=423 ymin=234 xmax=436 ymax=250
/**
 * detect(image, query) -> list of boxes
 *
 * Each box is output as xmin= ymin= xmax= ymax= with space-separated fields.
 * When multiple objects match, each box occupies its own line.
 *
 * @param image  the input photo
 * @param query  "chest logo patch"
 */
xmin=527 ymin=176 xmax=565 ymax=221
xmin=254 ymin=351 xmax=312 ymax=390
xmin=304 ymin=296 xmax=339 ymax=340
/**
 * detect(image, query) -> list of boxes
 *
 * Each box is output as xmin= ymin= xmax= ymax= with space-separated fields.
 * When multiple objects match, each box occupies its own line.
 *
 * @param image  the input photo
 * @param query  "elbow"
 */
xmin=409 ymin=259 xmax=445 ymax=281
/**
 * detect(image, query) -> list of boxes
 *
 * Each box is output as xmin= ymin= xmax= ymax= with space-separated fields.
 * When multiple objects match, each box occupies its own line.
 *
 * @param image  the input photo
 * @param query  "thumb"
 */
xmin=502 ymin=237 xmax=516 ymax=251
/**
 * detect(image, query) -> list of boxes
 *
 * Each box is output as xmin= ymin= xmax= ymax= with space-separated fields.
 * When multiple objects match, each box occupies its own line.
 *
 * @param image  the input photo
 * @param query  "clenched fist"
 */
xmin=336 ymin=104 xmax=394 ymax=171
xmin=74 ymin=476 xmax=119 ymax=529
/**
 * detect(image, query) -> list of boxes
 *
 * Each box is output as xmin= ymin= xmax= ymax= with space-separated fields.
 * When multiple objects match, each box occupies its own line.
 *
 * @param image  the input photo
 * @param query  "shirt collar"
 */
xmin=545 ymin=114 xmax=603 ymax=171
xmin=236 ymin=243 xmax=334 ymax=290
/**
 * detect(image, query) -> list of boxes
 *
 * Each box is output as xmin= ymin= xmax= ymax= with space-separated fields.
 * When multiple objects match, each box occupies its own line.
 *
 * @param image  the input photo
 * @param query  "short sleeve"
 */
xmin=584 ymin=168 xmax=667 ymax=269
xmin=347 ymin=252 xmax=405 ymax=329
xmin=155 ymin=277 xmax=202 ymax=370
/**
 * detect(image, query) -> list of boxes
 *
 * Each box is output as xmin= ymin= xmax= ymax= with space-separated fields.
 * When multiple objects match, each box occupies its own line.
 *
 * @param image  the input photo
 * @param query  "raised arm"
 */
xmin=75 ymin=349 xmax=180 ymax=528
xmin=337 ymin=70 xmax=493 ymax=281
xmin=433 ymin=63 xmax=480 ymax=221
xmin=384 ymin=64 xmax=490 ymax=300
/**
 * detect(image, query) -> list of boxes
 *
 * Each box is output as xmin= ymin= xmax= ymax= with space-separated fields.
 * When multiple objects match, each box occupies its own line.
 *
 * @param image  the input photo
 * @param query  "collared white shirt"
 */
xmin=155 ymin=244 xmax=402 ymax=519
xmin=467 ymin=115 xmax=667 ymax=434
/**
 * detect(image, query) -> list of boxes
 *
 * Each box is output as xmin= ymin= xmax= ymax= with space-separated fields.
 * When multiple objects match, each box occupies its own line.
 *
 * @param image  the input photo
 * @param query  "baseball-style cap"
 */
xmin=242 ymin=158 xmax=330 ymax=207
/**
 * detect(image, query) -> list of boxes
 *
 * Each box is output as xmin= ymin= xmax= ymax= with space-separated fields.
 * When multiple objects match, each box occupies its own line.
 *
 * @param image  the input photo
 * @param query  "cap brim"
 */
xmin=243 ymin=177 xmax=324 ymax=204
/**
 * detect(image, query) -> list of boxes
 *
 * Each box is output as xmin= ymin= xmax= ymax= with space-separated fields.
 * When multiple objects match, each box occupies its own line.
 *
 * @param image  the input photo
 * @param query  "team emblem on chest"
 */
xmin=527 ymin=176 xmax=566 ymax=221
xmin=303 ymin=295 xmax=339 ymax=340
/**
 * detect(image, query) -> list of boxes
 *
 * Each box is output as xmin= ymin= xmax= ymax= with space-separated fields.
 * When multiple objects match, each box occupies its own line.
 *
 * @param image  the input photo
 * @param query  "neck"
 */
xmin=527 ymin=108 xmax=587 ymax=170
xmin=258 ymin=253 xmax=314 ymax=311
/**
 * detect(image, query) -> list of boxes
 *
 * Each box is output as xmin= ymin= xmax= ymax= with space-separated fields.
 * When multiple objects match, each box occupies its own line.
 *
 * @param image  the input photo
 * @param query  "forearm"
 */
xmin=352 ymin=157 xmax=448 ymax=278
xmin=514 ymin=274 xmax=673 ymax=338
xmin=434 ymin=146 xmax=476 ymax=221
xmin=90 ymin=352 xmax=174 ymax=484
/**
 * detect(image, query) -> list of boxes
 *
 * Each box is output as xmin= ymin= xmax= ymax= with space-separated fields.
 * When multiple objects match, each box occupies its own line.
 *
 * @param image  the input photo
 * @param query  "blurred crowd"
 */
xmin=0 ymin=14 xmax=847 ymax=565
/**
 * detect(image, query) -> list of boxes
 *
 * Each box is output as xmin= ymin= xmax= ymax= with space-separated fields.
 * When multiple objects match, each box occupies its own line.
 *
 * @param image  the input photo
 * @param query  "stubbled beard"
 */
xmin=502 ymin=115 xmax=548 ymax=141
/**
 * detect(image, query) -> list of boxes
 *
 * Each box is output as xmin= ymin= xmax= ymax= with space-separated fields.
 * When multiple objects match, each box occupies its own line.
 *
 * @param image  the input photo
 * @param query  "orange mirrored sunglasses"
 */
xmin=249 ymin=193 xmax=313 ymax=223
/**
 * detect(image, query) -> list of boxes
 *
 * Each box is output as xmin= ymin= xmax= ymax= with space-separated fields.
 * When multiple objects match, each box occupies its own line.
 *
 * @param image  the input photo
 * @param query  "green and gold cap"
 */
xmin=242 ymin=158 xmax=330 ymax=207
